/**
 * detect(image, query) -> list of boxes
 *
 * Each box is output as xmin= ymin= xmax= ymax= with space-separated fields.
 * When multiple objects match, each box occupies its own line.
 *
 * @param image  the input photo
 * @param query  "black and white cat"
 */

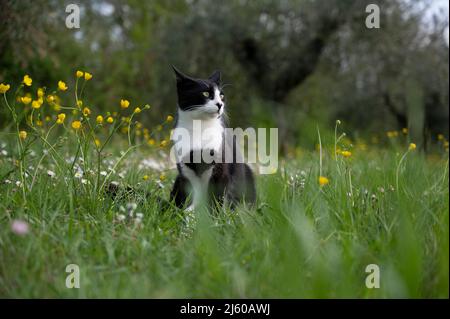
xmin=170 ymin=66 xmax=256 ymax=211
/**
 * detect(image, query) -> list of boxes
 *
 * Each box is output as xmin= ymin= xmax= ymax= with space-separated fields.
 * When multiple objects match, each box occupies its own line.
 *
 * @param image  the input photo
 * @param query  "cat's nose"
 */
xmin=216 ymin=102 xmax=223 ymax=110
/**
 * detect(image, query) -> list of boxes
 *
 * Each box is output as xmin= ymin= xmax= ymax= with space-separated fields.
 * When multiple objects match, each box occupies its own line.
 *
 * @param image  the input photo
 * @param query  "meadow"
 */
xmin=0 ymin=73 xmax=448 ymax=298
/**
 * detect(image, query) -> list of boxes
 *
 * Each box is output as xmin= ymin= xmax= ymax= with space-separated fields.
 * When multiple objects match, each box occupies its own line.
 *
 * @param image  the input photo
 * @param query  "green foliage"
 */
xmin=1 ymin=0 xmax=448 ymax=149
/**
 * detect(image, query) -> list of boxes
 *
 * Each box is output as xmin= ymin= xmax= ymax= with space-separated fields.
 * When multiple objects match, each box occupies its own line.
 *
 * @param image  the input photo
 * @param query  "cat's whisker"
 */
xmin=183 ymin=105 xmax=204 ymax=111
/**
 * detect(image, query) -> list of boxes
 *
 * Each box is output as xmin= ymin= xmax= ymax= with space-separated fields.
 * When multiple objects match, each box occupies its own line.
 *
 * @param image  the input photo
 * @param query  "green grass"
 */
xmin=0 ymin=138 xmax=448 ymax=298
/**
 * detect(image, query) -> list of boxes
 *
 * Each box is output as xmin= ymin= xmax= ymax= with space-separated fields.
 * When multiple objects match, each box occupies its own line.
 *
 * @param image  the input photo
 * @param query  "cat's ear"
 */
xmin=208 ymin=70 xmax=221 ymax=85
xmin=172 ymin=65 xmax=190 ymax=83
xmin=172 ymin=65 xmax=199 ymax=87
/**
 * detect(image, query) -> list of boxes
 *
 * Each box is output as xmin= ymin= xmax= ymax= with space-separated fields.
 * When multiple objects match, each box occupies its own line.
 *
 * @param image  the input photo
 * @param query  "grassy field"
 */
xmin=0 ymin=76 xmax=449 ymax=298
xmin=1 ymin=141 xmax=448 ymax=298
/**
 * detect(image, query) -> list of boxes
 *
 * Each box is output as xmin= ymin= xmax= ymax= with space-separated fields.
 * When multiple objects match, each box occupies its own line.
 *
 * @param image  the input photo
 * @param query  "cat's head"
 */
xmin=172 ymin=66 xmax=225 ymax=119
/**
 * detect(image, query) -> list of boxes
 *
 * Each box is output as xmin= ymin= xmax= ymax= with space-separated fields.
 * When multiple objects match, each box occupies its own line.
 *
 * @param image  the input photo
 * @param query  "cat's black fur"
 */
xmin=170 ymin=67 xmax=256 ymax=210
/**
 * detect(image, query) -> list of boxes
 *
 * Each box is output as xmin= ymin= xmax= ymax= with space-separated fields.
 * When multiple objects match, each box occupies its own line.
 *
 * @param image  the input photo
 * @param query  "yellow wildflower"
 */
xmin=147 ymin=138 xmax=155 ymax=146
xmin=95 ymin=139 xmax=101 ymax=147
xmin=19 ymin=130 xmax=27 ymax=140
xmin=120 ymin=99 xmax=130 ymax=109
xmin=143 ymin=175 xmax=149 ymax=181
xmin=31 ymin=100 xmax=42 ymax=109
xmin=319 ymin=176 xmax=329 ymax=186
xmin=159 ymin=173 xmax=166 ymax=181
xmin=402 ymin=128 xmax=408 ymax=135
xmin=84 ymin=72 xmax=93 ymax=81
xmin=71 ymin=120 xmax=82 ymax=130
xmin=82 ymin=107 xmax=91 ymax=116
xmin=77 ymin=100 xmax=83 ymax=108
xmin=134 ymin=107 xmax=142 ymax=114
xmin=21 ymin=96 xmax=32 ymax=104
xmin=23 ymin=75 xmax=32 ymax=86
xmin=437 ymin=134 xmax=445 ymax=141
xmin=96 ymin=115 xmax=104 ymax=124
xmin=45 ymin=116 xmax=51 ymax=122
xmin=76 ymin=70 xmax=84 ymax=78
xmin=0 ymin=83 xmax=11 ymax=94
xmin=387 ymin=131 xmax=399 ymax=138
xmin=46 ymin=95 xmax=55 ymax=103
xmin=56 ymin=113 xmax=66 ymax=124
xmin=58 ymin=81 xmax=68 ymax=91
xmin=160 ymin=140 xmax=168 ymax=148
xmin=341 ymin=150 xmax=352 ymax=158
xmin=136 ymin=122 xmax=143 ymax=129
xmin=408 ymin=143 xmax=416 ymax=151
xmin=166 ymin=115 xmax=174 ymax=122
xmin=36 ymin=120 xmax=43 ymax=127
xmin=37 ymin=88 xmax=44 ymax=98
xmin=106 ymin=116 xmax=114 ymax=124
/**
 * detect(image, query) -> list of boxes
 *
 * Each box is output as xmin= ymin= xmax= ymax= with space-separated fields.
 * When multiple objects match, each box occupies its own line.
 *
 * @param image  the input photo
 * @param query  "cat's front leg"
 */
xmin=170 ymin=174 xmax=191 ymax=209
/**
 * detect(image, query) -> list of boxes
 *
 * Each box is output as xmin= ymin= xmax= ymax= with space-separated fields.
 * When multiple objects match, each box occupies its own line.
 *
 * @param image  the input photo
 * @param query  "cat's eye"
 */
xmin=202 ymin=92 xmax=210 ymax=98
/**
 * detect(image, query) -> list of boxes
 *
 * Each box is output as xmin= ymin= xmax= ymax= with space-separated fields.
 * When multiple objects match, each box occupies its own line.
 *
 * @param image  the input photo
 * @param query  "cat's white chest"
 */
xmin=172 ymin=110 xmax=224 ymax=161
xmin=172 ymin=109 xmax=224 ymax=210
xmin=180 ymin=165 xmax=214 ymax=211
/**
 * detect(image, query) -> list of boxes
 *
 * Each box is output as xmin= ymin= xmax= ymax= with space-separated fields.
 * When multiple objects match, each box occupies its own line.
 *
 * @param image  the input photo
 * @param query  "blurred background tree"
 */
xmin=1 ymin=0 xmax=448 ymax=152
